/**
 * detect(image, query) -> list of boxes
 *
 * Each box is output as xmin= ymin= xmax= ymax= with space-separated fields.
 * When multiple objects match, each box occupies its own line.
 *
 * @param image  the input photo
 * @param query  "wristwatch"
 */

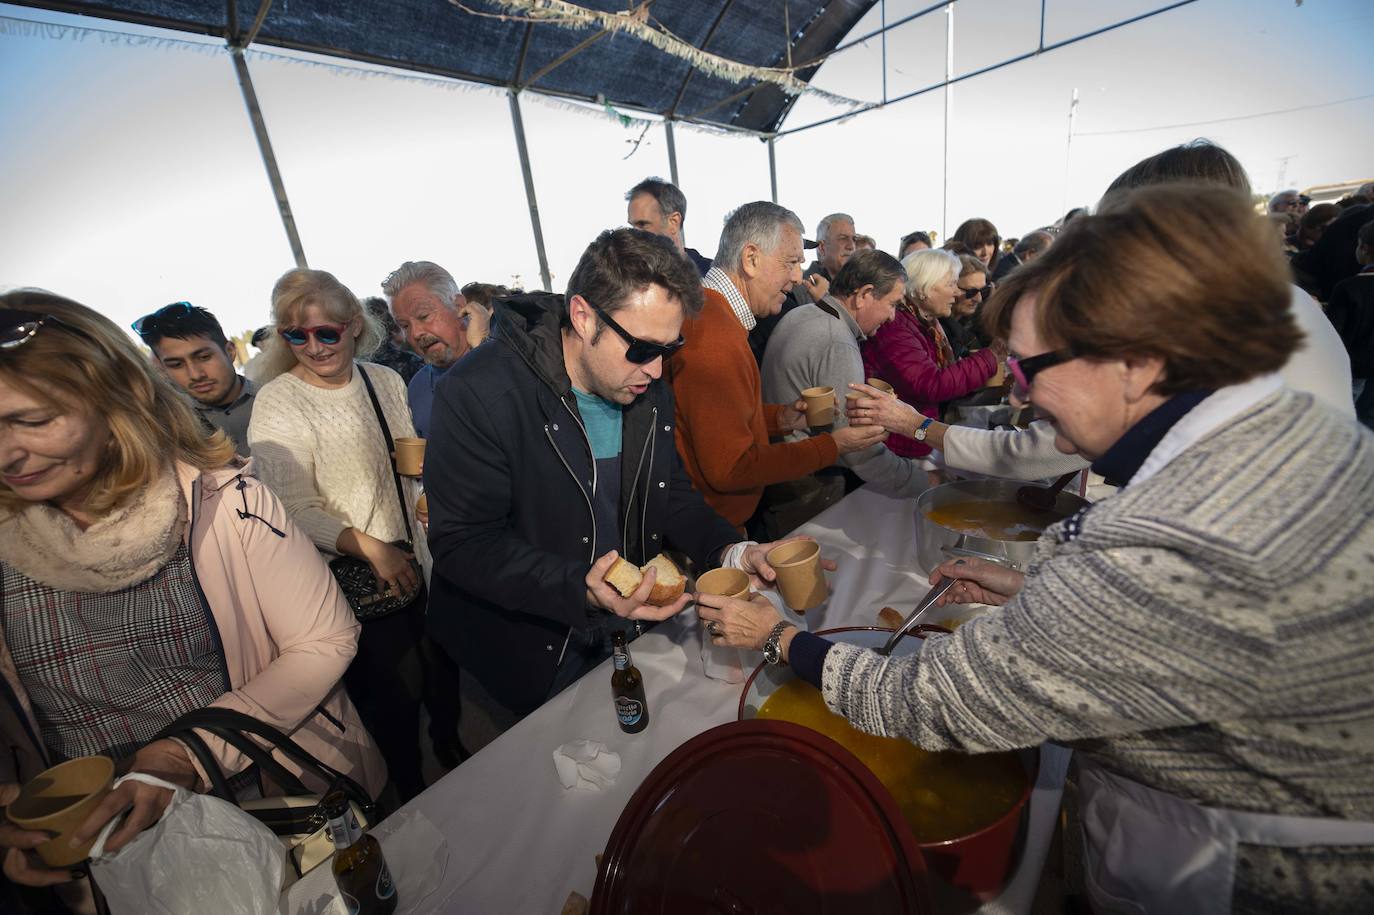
xmin=763 ymin=621 xmax=795 ymax=667
xmin=913 ymin=417 xmax=935 ymax=441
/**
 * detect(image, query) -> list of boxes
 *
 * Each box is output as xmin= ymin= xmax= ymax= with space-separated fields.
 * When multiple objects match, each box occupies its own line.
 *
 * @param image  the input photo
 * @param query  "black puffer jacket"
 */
xmin=424 ymin=293 xmax=739 ymax=712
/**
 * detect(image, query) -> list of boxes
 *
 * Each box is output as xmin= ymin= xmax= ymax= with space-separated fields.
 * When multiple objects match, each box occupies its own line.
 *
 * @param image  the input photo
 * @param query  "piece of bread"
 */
xmin=604 ymin=557 xmax=643 ymax=598
xmin=877 ymin=606 xmax=903 ymax=629
xmin=601 ymin=553 xmax=685 ymax=606
xmin=643 ymin=554 xmax=685 ymax=606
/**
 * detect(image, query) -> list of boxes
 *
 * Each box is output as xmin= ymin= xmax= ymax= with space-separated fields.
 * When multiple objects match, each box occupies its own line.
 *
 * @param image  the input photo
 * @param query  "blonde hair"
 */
xmin=257 ymin=268 xmax=383 ymax=382
xmin=0 ymin=290 xmax=236 ymax=517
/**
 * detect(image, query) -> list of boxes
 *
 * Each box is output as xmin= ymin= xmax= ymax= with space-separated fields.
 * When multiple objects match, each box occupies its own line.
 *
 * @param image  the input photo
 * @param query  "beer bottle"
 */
xmin=325 ymin=790 xmax=398 ymax=915
xmin=611 ymin=630 xmax=648 ymax=734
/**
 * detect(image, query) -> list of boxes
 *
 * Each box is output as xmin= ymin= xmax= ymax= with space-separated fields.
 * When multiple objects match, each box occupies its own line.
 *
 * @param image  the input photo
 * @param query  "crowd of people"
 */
xmin=2 ymin=137 xmax=1372 ymax=913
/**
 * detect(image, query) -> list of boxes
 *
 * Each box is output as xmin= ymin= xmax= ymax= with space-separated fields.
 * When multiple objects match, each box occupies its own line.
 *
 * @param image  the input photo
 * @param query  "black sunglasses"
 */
xmin=1006 ymin=348 xmax=1077 ymax=388
xmin=1 ymin=309 xmax=94 ymax=350
xmin=959 ymin=285 xmax=988 ymax=301
xmin=588 ymin=301 xmax=684 ymax=364
xmin=131 ymin=301 xmax=196 ymax=339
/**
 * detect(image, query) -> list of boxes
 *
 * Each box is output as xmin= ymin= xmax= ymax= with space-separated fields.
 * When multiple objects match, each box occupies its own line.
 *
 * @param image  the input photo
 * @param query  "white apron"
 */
xmin=1078 ymin=757 xmax=1374 ymax=915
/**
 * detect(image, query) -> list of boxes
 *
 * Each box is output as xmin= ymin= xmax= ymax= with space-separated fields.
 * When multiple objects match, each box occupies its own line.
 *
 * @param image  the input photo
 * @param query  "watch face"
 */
xmin=764 ymin=642 xmax=780 ymax=665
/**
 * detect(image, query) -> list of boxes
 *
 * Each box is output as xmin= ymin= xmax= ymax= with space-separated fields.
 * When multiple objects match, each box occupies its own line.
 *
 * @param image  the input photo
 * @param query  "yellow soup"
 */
xmin=925 ymin=499 xmax=1067 ymax=542
xmin=757 ymin=679 xmax=1026 ymax=842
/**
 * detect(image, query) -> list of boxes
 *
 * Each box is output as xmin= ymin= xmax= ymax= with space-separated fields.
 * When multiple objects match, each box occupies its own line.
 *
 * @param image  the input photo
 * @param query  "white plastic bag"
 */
xmin=89 ymin=772 xmax=285 ymax=915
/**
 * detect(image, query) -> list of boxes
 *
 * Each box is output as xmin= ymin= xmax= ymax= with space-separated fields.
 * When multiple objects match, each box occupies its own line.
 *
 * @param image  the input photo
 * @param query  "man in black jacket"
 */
xmin=425 ymin=228 xmax=813 ymax=718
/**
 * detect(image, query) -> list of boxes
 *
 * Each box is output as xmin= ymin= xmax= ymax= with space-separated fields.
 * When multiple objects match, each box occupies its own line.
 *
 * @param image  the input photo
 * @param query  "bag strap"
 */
xmin=357 ymin=363 xmax=415 ymax=545
xmin=153 ymin=708 xmax=375 ymax=815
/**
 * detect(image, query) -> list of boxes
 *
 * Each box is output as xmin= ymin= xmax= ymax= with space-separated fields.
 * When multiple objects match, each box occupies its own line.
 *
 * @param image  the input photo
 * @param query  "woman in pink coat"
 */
xmin=861 ymin=248 xmax=1001 ymax=459
xmin=0 ymin=291 xmax=384 ymax=894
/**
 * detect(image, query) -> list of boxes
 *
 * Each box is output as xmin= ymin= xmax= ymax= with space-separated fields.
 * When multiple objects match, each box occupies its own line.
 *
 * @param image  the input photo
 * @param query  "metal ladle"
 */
xmin=878 ymin=560 xmax=966 ymax=657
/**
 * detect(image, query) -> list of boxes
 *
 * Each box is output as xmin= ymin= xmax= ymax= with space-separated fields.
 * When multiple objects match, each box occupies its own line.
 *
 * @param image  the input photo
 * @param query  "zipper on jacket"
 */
xmin=623 ymin=405 xmax=656 ymax=559
xmin=187 ymin=478 xmax=235 ymax=694
xmin=314 ymin=704 xmax=346 ymax=734
xmin=545 ymin=401 xmax=600 ymax=670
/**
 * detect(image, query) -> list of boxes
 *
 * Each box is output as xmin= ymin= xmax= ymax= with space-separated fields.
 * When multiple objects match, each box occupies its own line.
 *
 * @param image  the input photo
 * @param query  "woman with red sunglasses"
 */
xmin=248 ymin=267 xmax=430 ymax=801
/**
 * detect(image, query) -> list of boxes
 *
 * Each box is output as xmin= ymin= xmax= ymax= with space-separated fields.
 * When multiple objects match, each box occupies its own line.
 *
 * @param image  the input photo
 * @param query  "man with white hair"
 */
xmin=383 ymin=260 xmax=491 ymax=438
xmin=750 ymin=212 xmax=856 ymax=362
xmin=670 ymin=201 xmax=886 ymax=532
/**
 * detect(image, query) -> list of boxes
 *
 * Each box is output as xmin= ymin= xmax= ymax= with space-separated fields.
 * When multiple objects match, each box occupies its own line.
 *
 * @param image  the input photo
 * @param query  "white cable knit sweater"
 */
xmin=247 ymin=363 xmax=418 ymax=555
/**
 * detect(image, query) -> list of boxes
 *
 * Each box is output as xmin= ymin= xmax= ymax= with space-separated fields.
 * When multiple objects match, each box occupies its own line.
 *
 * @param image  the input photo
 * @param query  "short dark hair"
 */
xmin=1102 ymin=139 xmax=1251 ymax=200
xmin=1013 ymin=231 xmax=1054 ymax=257
xmin=983 ymin=184 xmax=1296 ymax=396
xmin=899 ymin=231 xmax=932 ymax=255
xmin=563 ymin=228 xmax=705 ymax=332
xmin=831 ymin=249 xmax=906 ymax=299
xmin=139 ymin=303 xmax=228 ymax=350
xmin=363 ymin=296 xmax=398 ymax=335
xmin=1358 ymin=219 xmax=1374 ymax=249
xmin=626 ymin=177 xmax=688 ymax=225
xmin=461 ymin=282 xmax=515 ymax=309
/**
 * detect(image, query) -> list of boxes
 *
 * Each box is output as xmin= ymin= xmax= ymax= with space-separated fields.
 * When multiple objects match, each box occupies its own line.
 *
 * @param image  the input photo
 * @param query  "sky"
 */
xmin=2 ymin=0 xmax=1372 ymax=342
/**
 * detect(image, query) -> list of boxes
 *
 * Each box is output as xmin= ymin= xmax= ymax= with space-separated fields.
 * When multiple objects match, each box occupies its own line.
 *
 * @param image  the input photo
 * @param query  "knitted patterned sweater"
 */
xmin=822 ymin=388 xmax=1374 ymax=913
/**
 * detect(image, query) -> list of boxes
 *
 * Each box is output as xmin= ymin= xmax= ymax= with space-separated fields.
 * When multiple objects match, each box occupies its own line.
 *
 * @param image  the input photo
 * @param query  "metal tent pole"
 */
xmin=230 ymin=48 xmax=307 ymax=268
xmin=508 ymin=89 xmax=552 ymax=292
xmin=941 ymin=3 xmax=954 ymax=240
xmin=1062 ymin=88 xmax=1079 ymax=214
xmin=768 ymin=137 xmax=778 ymax=204
xmin=664 ymin=119 xmax=680 ymax=188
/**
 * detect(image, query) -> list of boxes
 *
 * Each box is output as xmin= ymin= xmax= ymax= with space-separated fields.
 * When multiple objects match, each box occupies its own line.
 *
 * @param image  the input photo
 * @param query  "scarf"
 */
xmin=0 ymin=467 xmax=186 ymax=593
xmin=906 ymin=299 xmax=955 ymax=368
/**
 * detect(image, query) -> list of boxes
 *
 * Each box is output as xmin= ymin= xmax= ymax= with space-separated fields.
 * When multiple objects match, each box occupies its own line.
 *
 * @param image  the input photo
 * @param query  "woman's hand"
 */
xmin=846 ymin=383 xmax=925 ymax=438
xmin=65 ymin=739 xmax=198 ymax=857
xmin=696 ymin=592 xmax=784 ymax=650
xmin=459 ymin=302 xmax=491 ymax=349
xmin=361 ymin=536 xmax=419 ymax=598
xmin=736 ymin=536 xmax=837 ymax=590
xmin=929 ymin=557 xmax=1024 ymax=606
xmin=1 ymin=782 xmax=79 ymax=887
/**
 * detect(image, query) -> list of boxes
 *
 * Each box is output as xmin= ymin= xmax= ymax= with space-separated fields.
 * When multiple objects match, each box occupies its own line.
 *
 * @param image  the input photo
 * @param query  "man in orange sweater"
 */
xmin=670 ymin=201 xmax=887 ymax=530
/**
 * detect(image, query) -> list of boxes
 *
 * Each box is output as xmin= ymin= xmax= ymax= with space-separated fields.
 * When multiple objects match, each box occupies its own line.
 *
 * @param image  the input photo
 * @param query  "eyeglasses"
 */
xmin=588 ymin=301 xmax=684 ymax=364
xmin=959 ymin=285 xmax=988 ymax=302
xmin=2 ymin=309 xmax=93 ymax=351
xmin=132 ymin=301 xmax=196 ymax=339
xmin=279 ymin=323 xmax=349 ymax=347
xmin=1006 ymin=349 xmax=1077 ymax=389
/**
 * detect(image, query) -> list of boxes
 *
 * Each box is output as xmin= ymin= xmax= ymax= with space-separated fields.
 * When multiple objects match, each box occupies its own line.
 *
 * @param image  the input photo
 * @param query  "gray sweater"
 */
xmin=760 ymin=299 xmax=925 ymax=496
xmin=822 ymin=389 xmax=1374 ymax=912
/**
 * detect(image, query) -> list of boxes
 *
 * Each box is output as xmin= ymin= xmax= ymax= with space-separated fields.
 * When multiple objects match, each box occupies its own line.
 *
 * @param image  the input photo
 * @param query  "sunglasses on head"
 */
xmin=588 ymin=301 xmax=684 ymax=364
xmin=1006 ymin=348 xmax=1077 ymax=389
xmin=279 ymin=323 xmax=349 ymax=346
xmin=131 ymin=301 xmax=196 ymax=339
xmin=2 ymin=309 xmax=94 ymax=350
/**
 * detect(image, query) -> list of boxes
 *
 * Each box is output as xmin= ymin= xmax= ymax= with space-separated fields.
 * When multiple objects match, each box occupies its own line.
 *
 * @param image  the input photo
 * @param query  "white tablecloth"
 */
xmin=284 ymin=485 xmax=1068 ymax=914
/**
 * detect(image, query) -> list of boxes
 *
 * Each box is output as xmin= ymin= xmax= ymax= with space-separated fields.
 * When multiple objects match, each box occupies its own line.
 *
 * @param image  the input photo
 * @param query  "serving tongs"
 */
xmin=877 ymin=561 xmax=965 ymax=657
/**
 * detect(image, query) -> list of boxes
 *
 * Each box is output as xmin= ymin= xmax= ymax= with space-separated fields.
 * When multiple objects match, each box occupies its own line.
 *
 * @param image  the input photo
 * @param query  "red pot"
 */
xmin=737 ymin=626 xmax=1038 ymax=903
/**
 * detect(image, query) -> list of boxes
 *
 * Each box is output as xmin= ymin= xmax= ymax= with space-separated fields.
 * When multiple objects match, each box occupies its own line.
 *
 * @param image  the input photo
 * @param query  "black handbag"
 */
xmin=328 ymin=363 xmax=424 ymax=622
xmin=152 ymin=707 xmax=382 ymax=877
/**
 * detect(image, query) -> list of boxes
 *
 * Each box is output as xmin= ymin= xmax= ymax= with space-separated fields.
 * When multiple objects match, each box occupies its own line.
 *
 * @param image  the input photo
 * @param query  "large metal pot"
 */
xmin=915 ymin=478 xmax=1089 ymax=573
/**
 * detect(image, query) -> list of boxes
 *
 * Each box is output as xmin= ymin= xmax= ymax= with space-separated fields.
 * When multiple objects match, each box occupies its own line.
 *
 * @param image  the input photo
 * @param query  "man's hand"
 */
xmin=778 ymin=398 xmax=810 ymax=432
xmin=736 ymin=536 xmax=838 ymax=590
xmin=585 ymin=551 xmax=691 ymax=622
xmin=831 ymin=423 xmax=888 ymax=454
xmin=803 ymin=273 xmax=830 ymax=301
xmin=1 ymin=782 xmax=77 ymax=887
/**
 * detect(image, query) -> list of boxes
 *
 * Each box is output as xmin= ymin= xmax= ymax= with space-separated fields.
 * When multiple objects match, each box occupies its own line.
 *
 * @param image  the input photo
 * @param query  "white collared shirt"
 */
xmin=703 ymin=266 xmax=757 ymax=332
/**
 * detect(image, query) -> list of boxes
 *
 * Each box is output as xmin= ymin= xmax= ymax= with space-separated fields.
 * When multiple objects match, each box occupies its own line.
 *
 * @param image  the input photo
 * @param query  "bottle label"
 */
xmin=616 ymin=695 xmax=643 ymax=726
xmin=613 ymin=653 xmax=629 ymax=670
xmin=326 ymin=807 xmax=362 ymax=849
xmin=376 ymin=861 xmax=396 ymax=900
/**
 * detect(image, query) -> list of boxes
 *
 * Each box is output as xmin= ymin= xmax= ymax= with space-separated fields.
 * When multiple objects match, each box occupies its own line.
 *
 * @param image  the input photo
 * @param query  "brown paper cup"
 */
xmin=394 ymin=437 xmax=426 ymax=476
xmin=767 ymin=540 xmax=829 ymax=612
xmin=8 ymin=755 xmax=115 ymax=867
xmin=696 ymin=567 xmax=750 ymax=599
xmin=866 ymin=377 xmax=895 ymax=396
xmin=415 ymin=492 xmax=428 ymax=515
xmin=802 ymin=386 xmax=835 ymax=427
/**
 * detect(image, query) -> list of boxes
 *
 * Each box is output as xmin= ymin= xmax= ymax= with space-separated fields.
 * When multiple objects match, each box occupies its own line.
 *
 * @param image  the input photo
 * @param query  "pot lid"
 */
xmin=591 ymin=719 xmax=931 ymax=915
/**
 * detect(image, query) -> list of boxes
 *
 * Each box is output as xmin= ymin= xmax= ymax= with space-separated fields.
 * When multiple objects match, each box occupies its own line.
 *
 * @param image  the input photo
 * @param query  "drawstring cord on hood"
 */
xmin=235 ymin=478 xmax=286 ymax=537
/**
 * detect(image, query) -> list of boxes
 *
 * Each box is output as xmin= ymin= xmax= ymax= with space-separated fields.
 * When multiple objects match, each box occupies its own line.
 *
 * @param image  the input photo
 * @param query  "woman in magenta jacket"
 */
xmin=861 ymin=248 xmax=1000 ymax=458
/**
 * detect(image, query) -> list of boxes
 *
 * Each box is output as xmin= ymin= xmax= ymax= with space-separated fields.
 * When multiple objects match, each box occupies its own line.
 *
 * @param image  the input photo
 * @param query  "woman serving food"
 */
xmin=699 ymin=185 xmax=1374 ymax=914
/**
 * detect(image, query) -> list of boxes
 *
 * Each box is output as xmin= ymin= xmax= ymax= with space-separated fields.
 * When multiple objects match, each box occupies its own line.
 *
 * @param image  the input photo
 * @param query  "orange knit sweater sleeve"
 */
xmin=672 ymin=296 xmax=839 ymax=494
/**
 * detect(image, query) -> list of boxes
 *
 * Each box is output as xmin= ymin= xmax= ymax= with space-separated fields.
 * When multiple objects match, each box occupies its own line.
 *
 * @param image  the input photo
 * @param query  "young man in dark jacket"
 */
xmin=424 ymin=228 xmax=818 ymax=718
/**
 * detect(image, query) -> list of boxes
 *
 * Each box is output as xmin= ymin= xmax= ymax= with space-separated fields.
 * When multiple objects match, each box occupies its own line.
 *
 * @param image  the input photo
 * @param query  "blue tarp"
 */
xmin=17 ymin=0 xmax=875 ymax=133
